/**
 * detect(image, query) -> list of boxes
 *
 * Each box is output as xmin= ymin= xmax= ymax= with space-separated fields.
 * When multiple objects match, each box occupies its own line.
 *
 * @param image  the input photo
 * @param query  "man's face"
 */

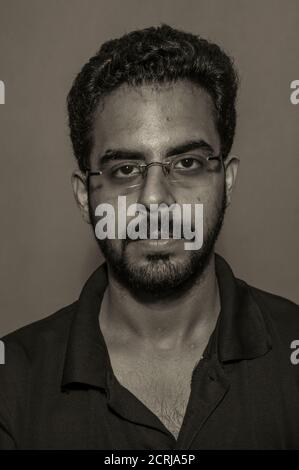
xmin=75 ymin=80 xmax=237 ymax=299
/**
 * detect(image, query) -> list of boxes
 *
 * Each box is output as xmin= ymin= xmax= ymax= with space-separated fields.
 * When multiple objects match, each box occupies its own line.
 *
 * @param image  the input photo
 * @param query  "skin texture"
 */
xmin=72 ymin=79 xmax=239 ymax=342
xmin=72 ymin=80 xmax=239 ymax=438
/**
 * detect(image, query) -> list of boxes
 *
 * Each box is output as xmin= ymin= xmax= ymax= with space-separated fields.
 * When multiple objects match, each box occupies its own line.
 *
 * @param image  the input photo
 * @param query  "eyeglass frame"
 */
xmin=83 ymin=153 xmax=224 ymax=183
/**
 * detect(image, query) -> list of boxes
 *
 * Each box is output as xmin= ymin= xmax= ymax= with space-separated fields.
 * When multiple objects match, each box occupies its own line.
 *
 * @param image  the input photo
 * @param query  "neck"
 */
xmin=99 ymin=253 xmax=220 ymax=352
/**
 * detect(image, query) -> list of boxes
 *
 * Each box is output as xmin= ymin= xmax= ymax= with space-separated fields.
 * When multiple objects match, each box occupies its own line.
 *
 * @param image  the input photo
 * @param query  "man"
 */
xmin=0 ymin=24 xmax=299 ymax=450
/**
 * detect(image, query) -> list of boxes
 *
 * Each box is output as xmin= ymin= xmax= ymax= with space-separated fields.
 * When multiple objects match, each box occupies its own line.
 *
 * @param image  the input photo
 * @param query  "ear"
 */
xmin=223 ymin=154 xmax=240 ymax=207
xmin=71 ymin=169 xmax=91 ymax=224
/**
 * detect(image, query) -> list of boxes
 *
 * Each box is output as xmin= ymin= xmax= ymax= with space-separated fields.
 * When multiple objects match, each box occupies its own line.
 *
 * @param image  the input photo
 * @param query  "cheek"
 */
xmin=89 ymin=192 xmax=141 ymax=240
xmin=179 ymin=180 xmax=224 ymax=231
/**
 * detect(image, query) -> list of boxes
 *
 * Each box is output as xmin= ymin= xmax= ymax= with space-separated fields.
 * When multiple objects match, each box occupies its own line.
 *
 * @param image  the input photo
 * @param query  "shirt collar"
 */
xmin=61 ymin=262 xmax=109 ymax=390
xmin=61 ymin=254 xmax=272 ymax=390
xmin=214 ymin=254 xmax=272 ymax=362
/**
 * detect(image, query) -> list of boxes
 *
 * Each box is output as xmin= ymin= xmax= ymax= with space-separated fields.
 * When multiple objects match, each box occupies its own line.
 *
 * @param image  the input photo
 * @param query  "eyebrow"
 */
xmin=97 ymin=139 xmax=215 ymax=166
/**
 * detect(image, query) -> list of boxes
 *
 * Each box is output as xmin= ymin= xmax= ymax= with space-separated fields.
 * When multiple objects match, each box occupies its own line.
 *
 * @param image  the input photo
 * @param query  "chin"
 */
xmin=108 ymin=246 xmax=210 ymax=299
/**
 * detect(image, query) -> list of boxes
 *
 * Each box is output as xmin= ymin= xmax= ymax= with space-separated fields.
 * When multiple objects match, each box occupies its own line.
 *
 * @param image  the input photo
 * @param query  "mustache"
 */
xmin=125 ymin=216 xmax=196 ymax=243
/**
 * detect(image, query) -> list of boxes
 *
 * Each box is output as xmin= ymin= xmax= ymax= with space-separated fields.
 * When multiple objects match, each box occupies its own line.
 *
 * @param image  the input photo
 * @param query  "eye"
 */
xmin=173 ymin=155 xmax=205 ymax=171
xmin=111 ymin=163 xmax=140 ymax=178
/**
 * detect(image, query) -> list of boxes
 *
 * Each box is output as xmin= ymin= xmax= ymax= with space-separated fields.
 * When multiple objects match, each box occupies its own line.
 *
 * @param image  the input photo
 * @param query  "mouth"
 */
xmin=132 ymin=237 xmax=182 ymax=253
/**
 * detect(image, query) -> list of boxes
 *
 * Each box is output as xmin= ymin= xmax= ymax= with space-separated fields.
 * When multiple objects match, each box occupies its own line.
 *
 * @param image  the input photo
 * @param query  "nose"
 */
xmin=137 ymin=163 xmax=176 ymax=208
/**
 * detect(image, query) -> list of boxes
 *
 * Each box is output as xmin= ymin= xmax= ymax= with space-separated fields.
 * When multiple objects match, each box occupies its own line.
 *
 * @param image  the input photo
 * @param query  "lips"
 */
xmin=133 ymin=237 xmax=182 ymax=253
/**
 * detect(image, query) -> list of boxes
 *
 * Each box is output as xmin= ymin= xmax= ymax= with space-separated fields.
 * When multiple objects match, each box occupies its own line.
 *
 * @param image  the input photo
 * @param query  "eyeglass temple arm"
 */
xmin=84 ymin=169 xmax=103 ymax=176
xmin=207 ymin=155 xmax=222 ymax=161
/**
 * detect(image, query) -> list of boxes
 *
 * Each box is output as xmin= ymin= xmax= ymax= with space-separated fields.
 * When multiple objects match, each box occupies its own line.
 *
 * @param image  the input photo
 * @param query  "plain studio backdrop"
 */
xmin=0 ymin=0 xmax=298 ymax=336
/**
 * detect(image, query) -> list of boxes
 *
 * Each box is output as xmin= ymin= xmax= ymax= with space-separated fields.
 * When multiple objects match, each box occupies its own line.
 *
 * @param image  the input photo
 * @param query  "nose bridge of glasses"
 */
xmin=140 ymin=161 xmax=171 ymax=178
xmin=137 ymin=161 xmax=176 ymax=206
xmin=138 ymin=161 xmax=174 ymax=195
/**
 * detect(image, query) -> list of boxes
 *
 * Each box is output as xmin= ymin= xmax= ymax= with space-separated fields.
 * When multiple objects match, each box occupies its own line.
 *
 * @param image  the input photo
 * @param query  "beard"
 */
xmin=90 ymin=186 xmax=227 ymax=301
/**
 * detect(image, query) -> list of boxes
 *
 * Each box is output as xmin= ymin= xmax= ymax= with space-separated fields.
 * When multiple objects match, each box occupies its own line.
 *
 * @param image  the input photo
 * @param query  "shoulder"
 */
xmin=238 ymin=278 xmax=299 ymax=338
xmin=0 ymin=302 xmax=78 ymax=448
xmin=1 ymin=300 xmax=77 ymax=347
xmin=0 ymin=301 xmax=78 ymax=378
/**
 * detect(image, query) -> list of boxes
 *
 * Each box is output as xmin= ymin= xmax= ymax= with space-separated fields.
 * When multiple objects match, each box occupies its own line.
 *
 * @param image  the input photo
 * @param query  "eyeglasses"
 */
xmin=84 ymin=153 xmax=223 ymax=196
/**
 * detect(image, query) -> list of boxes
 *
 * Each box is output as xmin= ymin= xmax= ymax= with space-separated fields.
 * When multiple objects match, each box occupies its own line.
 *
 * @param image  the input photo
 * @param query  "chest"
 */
xmin=111 ymin=356 xmax=201 ymax=440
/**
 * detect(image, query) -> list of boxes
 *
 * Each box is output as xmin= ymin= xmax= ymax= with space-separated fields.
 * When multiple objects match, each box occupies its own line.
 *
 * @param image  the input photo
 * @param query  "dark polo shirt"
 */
xmin=0 ymin=254 xmax=299 ymax=450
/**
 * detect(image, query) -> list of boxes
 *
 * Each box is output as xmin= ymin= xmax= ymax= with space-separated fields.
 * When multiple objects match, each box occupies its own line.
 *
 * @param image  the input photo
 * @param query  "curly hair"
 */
xmin=67 ymin=24 xmax=239 ymax=172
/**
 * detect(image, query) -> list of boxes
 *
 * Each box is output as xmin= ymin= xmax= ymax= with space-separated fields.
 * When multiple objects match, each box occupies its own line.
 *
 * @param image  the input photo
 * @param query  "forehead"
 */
xmin=91 ymin=80 xmax=220 ymax=158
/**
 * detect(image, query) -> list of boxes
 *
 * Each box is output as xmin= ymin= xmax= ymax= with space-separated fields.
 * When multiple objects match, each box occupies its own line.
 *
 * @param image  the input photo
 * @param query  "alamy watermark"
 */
xmin=0 ymin=340 xmax=5 ymax=365
xmin=0 ymin=80 xmax=5 ymax=104
xmin=290 ymin=80 xmax=299 ymax=105
xmin=290 ymin=340 xmax=299 ymax=365
xmin=94 ymin=196 xmax=203 ymax=250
